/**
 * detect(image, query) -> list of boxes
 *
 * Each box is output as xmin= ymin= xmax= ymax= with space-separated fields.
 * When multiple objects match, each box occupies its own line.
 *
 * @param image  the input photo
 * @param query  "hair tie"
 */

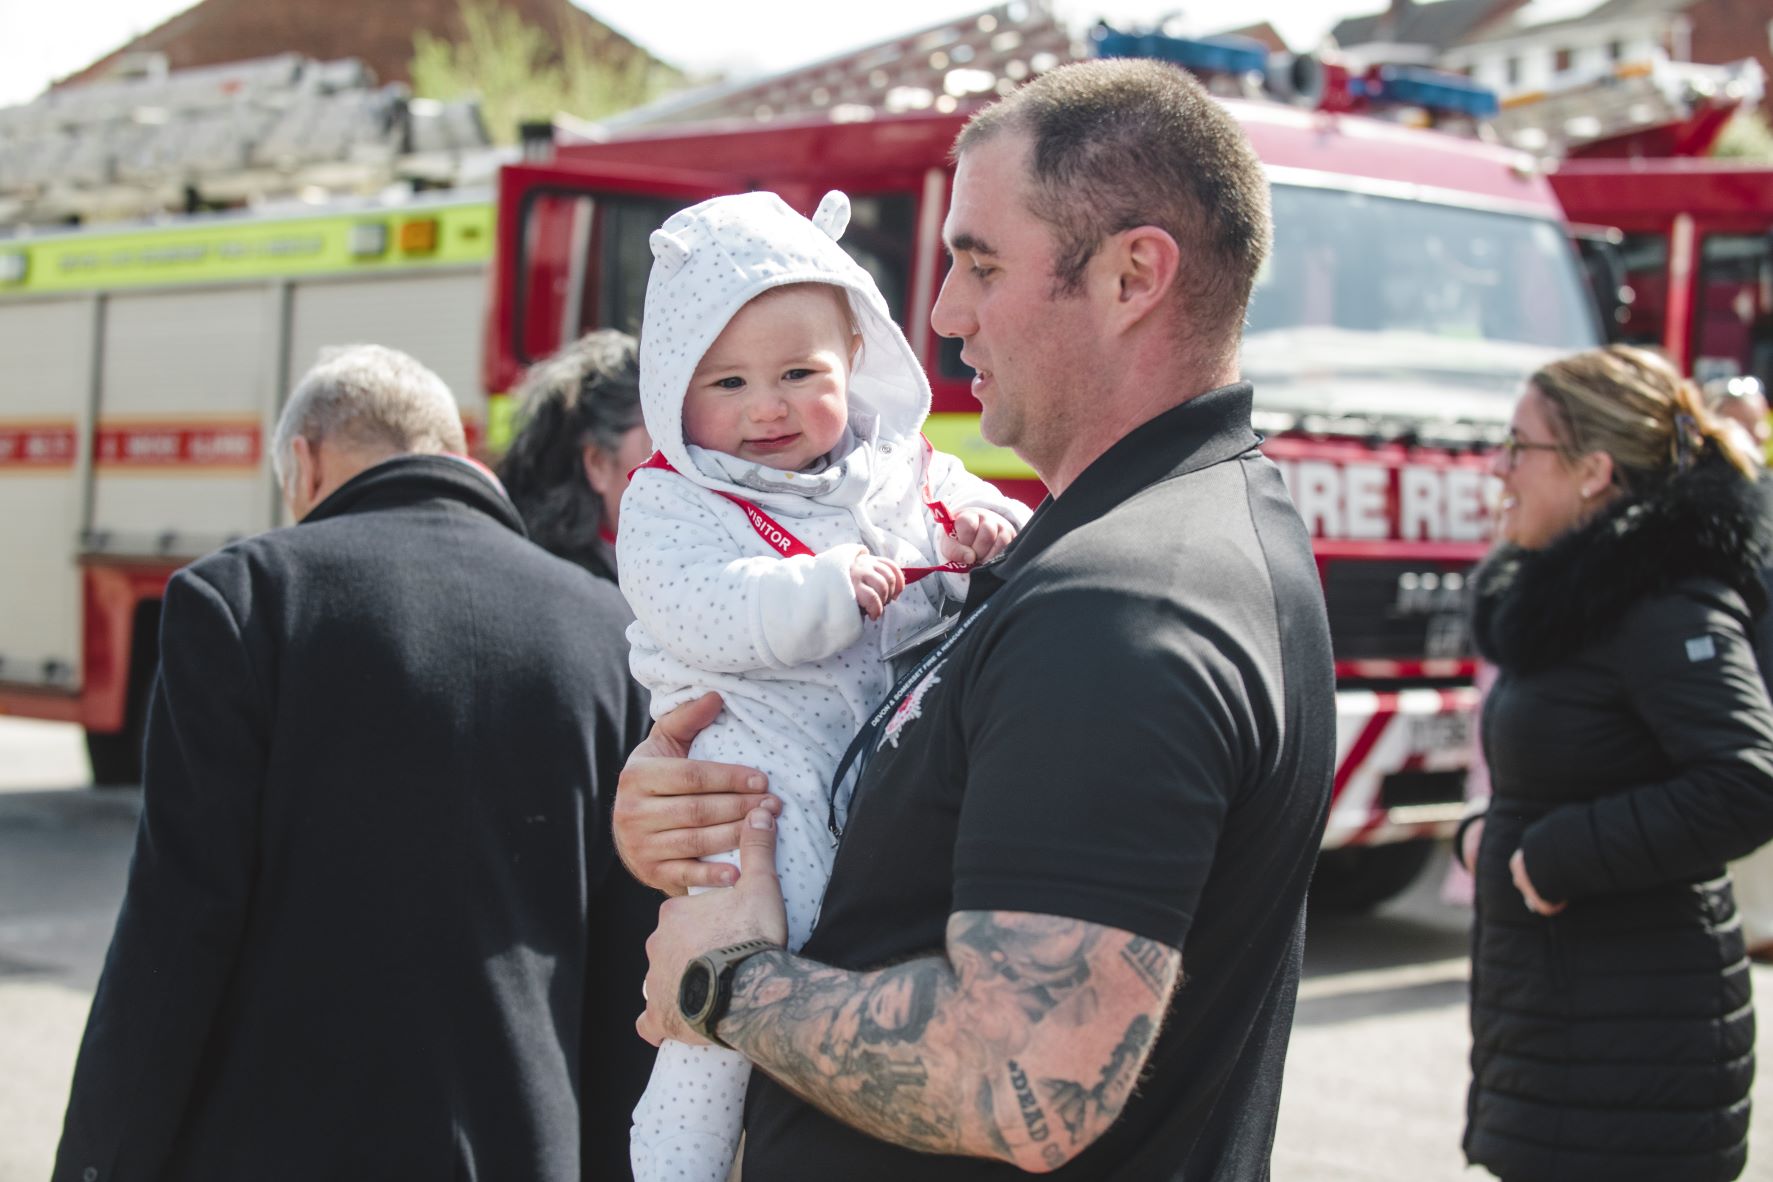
xmin=1673 ymin=412 xmax=1702 ymax=474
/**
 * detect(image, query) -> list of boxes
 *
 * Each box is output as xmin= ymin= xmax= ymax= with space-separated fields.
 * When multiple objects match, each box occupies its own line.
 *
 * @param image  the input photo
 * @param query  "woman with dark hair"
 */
xmin=497 ymin=329 xmax=655 ymax=1182
xmin=1460 ymin=345 xmax=1773 ymax=1181
xmin=499 ymin=329 xmax=652 ymax=581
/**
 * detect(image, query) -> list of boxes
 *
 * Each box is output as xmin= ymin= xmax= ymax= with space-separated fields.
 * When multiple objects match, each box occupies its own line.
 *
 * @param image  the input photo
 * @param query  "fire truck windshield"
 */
xmin=1243 ymin=184 xmax=1600 ymax=426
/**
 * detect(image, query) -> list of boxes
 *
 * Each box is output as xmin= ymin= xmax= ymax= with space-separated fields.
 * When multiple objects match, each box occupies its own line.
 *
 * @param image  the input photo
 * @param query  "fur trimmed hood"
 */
xmin=1472 ymin=458 xmax=1768 ymax=673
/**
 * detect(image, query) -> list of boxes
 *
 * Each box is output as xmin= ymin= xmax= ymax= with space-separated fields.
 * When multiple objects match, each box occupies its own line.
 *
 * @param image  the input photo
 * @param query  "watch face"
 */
xmin=679 ymin=961 xmax=713 ymax=1019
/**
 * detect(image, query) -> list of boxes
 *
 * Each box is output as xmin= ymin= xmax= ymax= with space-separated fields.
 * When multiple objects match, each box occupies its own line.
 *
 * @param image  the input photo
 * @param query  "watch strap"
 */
xmin=687 ymin=938 xmax=781 ymax=1047
xmin=1452 ymin=802 xmax=1490 ymax=873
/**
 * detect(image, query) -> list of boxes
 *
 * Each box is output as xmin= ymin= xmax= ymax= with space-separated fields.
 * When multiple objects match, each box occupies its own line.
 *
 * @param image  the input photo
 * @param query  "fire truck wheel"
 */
xmin=85 ymin=727 xmax=142 ymax=788
xmin=84 ymin=598 xmax=161 ymax=789
xmin=1309 ymin=840 xmax=1438 ymax=914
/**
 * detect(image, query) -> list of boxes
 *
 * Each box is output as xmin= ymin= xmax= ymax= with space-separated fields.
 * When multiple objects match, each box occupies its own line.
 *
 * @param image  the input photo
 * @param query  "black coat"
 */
xmin=1465 ymin=458 xmax=1773 ymax=1182
xmin=1752 ymin=472 xmax=1773 ymax=679
xmin=53 ymin=457 xmax=652 ymax=1182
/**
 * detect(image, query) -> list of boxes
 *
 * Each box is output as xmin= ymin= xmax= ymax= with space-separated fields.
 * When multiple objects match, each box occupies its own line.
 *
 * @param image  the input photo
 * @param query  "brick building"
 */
xmin=1685 ymin=0 xmax=1773 ymax=115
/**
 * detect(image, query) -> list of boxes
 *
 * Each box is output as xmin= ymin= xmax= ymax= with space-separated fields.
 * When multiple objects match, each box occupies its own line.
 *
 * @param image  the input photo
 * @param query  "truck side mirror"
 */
xmin=1571 ymin=226 xmax=1631 ymax=344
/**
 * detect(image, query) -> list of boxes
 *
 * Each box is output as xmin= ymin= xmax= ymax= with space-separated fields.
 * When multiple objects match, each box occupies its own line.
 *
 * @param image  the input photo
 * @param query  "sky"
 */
xmin=0 ymin=0 xmax=1375 ymax=108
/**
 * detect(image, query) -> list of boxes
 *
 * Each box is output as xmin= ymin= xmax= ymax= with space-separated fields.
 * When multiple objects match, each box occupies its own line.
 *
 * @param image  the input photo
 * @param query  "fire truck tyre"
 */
xmin=85 ymin=598 xmax=161 ymax=789
xmin=1309 ymin=840 xmax=1438 ymax=914
xmin=85 ymin=727 xmax=143 ymax=788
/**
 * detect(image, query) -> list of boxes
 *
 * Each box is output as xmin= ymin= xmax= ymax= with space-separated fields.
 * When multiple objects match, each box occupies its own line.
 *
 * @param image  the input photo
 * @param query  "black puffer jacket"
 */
xmin=1466 ymin=457 xmax=1773 ymax=1182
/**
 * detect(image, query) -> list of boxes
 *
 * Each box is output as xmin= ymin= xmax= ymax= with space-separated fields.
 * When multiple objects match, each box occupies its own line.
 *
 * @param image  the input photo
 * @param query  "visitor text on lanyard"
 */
xmin=631 ymin=446 xmax=973 ymax=585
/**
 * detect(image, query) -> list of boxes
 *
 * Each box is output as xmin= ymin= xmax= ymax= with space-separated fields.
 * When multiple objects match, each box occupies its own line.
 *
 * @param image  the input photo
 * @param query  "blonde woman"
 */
xmin=1461 ymin=345 xmax=1773 ymax=1181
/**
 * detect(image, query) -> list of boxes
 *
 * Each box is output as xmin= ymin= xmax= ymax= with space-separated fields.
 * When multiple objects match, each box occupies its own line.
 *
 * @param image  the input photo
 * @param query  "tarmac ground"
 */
xmin=4 ymin=717 xmax=1772 ymax=1180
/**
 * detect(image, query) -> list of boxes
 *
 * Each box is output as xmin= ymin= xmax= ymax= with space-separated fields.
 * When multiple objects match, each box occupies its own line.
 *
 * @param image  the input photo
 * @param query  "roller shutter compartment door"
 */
xmin=0 ymin=298 xmax=91 ymax=689
xmin=286 ymin=269 xmax=488 ymax=445
xmin=90 ymin=286 xmax=277 ymax=559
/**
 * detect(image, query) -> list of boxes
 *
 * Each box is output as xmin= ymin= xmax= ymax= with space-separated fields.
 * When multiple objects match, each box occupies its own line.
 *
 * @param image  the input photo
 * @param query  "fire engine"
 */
xmin=1555 ymin=153 xmax=1773 ymax=388
xmin=0 ymin=10 xmax=1604 ymax=909
xmin=1494 ymin=55 xmax=1773 ymax=389
xmin=0 ymin=52 xmax=501 ymax=784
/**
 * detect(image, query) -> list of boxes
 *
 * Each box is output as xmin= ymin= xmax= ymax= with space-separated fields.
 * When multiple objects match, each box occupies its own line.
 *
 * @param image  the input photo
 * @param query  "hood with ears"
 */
xmin=638 ymin=190 xmax=932 ymax=488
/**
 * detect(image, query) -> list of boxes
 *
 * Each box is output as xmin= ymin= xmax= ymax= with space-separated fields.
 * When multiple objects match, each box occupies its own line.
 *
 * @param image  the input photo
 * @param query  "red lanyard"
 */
xmin=632 ymin=440 xmax=970 ymax=583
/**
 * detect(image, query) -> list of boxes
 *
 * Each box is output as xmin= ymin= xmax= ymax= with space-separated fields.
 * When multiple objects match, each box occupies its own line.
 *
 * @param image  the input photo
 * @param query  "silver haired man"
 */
xmin=54 ymin=344 xmax=650 ymax=1180
xmin=272 ymin=343 xmax=471 ymax=518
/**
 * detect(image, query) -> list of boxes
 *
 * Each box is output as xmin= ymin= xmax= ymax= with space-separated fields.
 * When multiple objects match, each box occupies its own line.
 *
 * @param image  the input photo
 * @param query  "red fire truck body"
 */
xmin=0 ymin=49 xmax=1602 ymax=906
xmin=1552 ymin=158 xmax=1773 ymax=386
xmin=1504 ymin=56 xmax=1773 ymax=386
xmin=487 ymin=96 xmax=1599 ymax=905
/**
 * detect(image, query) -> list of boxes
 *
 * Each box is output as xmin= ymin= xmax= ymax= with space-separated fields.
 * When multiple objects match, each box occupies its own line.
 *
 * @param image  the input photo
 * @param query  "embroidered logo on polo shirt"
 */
xmin=880 ymin=661 xmax=944 ymax=750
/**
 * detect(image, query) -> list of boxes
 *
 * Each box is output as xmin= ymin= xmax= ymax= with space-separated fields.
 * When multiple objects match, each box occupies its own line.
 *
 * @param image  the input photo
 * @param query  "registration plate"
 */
xmin=1405 ymin=709 xmax=1473 ymax=760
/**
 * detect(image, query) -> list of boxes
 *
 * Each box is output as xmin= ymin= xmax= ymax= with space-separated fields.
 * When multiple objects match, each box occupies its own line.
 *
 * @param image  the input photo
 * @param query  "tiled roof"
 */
xmin=1332 ymin=0 xmax=1511 ymax=51
xmin=54 ymin=0 xmax=669 ymax=92
xmin=602 ymin=2 xmax=1076 ymax=129
xmin=1213 ymin=22 xmax=1291 ymax=54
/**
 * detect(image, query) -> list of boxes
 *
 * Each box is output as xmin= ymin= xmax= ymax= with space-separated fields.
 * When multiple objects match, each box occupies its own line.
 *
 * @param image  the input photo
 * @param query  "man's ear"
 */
xmin=1104 ymin=226 xmax=1181 ymax=332
xmin=288 ymin=435 xmax=323 ymax=520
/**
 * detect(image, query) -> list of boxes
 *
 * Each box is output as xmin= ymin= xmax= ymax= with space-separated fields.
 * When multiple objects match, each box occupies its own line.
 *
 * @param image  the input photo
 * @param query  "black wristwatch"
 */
xmin=679 ymin=939 xmax=779 ymax=1048
xmin=1452 ymin=801 xmax=1490 ymax=874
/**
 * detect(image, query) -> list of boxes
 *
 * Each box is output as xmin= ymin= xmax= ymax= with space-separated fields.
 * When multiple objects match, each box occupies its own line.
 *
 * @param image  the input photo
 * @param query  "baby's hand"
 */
xmin=850 ymin=553 xmax=906 ymax=621
xmin=939 ymin=508 xmax=1018 ymax=566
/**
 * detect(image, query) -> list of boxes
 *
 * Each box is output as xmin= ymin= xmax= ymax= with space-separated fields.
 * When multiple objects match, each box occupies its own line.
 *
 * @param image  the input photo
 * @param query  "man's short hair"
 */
xmin=273 ymin=344 xmax=466 ymax=485
xmin=954 ymin=58 xmax=1272 ymax=346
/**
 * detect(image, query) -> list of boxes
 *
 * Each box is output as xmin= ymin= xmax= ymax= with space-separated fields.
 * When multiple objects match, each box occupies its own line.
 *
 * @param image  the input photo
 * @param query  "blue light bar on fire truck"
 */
xmin=1363 ymin=66 xmax=1500 ymax=120
xmin=1092 ymin=25 xmax=1268 ymax=81
xmin=1089 ymin=23 xmax=1500 ymax=126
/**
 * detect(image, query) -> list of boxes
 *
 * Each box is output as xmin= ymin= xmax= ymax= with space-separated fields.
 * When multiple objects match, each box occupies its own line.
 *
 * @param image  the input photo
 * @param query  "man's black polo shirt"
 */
xmin=742 ymin=383 xmax=1335 ymax=1180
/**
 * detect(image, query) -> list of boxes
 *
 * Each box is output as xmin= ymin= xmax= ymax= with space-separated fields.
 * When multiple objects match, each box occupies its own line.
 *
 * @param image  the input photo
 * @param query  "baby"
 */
xmin=618 ymin=190 xmax=1030 ymax=1180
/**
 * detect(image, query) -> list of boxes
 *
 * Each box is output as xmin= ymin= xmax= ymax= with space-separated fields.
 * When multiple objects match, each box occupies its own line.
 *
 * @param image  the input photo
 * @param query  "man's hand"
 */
xmin=639 ymin=806 xmax=789 ymax=1047
xmin=1510 ymin=848 xmax=1566 ymax=916
xmin=613 ymin=693 xmax=779 ymax=895
xmin=850 ymin=553 xmax=906 ymax=620
xmin=939 ymin=508 xmax=1017 ymax=566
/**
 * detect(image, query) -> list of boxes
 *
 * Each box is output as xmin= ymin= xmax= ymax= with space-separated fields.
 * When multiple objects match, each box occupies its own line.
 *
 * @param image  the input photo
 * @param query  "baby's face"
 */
xmin=683 ymin=284 xmax=859 ymax=471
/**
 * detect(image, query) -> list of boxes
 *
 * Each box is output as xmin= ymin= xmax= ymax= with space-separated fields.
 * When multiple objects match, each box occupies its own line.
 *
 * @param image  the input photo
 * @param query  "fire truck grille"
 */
xmin=1323 ymin=559 xmax=1476 ymax=663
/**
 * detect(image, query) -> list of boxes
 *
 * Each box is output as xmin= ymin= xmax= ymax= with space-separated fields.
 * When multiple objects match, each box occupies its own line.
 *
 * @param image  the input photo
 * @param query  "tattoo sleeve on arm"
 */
xmin=1042 ymin=1015 xmax=1155 ymax=1145
xmin=976 ymin=1076 xmax=1013 ymax=1159
xmin=716 ymin=912 xmax=1181 ymax=1169
xmin=1121 ymin=936 xmax=1172 ymax=999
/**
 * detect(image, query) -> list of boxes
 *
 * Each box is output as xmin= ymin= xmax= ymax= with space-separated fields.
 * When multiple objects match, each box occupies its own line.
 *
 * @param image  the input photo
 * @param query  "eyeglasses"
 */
xmin=1497 ymin=434 xmax=1564 ymax=472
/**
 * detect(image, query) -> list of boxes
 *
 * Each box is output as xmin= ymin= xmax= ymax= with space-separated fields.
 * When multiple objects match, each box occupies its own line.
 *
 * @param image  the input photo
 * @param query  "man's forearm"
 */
xmin=716 ymin=911 xmax=1176 ymax=1171
xmin=722 ymin=949 xmax=983 ymax=1155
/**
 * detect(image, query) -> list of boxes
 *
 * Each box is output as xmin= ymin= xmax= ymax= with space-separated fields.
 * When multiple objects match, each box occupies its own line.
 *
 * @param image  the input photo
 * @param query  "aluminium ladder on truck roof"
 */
xmin=1491 ymin=56 xmax=1765 ymax=158
xmin=0 ymin=54 xmax=494 ymax=229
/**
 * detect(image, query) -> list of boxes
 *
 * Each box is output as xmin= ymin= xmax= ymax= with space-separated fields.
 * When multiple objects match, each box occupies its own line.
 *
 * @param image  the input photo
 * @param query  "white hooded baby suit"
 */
xmin=618 ymin=190 xmax=1031 ymax=1180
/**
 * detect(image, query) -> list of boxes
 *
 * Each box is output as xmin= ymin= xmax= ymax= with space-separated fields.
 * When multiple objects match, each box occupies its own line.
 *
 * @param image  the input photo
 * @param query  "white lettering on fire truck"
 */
xmin=1270 ymin=459 xmax=1499 ymax=542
